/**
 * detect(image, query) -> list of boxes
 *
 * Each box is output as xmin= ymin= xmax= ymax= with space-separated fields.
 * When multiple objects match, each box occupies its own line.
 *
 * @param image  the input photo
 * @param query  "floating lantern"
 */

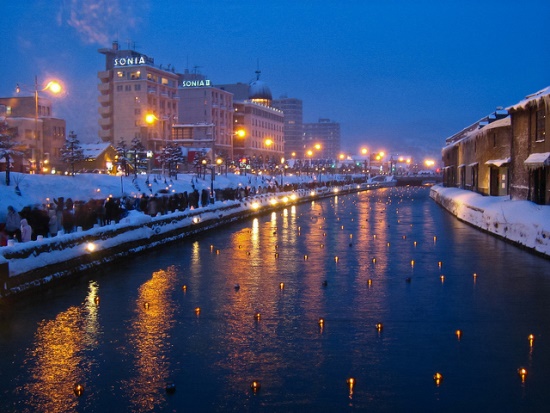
xmin=347 ymin=377 xmax=355 ymax=396
xmin=323 ymin=232 xmax=326 ymax=237
xmin=304 ymin=254 xmax=308 ymax=260
xmin=195 ymin=307 xmax=201 ymax=315
xmin=182 ymin=285 xmax=187 ymax=292
xmin=528 ymin=334 xmax=535 ymax=347
xmin=210 ymin=245 xmax=214 ymax=251
xmin=411 ymin=260 xmax=415 ymax=267
xmin=387 ymin=242 xmax=390 ymax=247
xmin=473 ymin=273 xmax=478 ymax=279
xmin=318 ymin=318 xmax=325 ymax=327
xmin=143 ymin=302 xmax=150 ymax=310
xmin=216 ymin=249 xmax=220 ymax=255
xmin=250 ymin=381 xmax=261 ymax=393
xmin=433 ymin=372 xmax=443 ymax=386
xmin=320 ymin=243 xmax=324 ymax=248
xmin=372 ymin=258 xmax=376 ymax=264
xmin=367 ymin=279 xmax=373 ymax=287
xmin=438 ymin=261 xmax=442 ymax=269
xmin=402 ymin=235 xmax=406 ymax=239
xmin=518 ymin=368 xmax=527 ymax=383
xmin=374 ymin=235 xmax=377 ymax=239
xmin=73 ymin=383 xmax=84 ymax=397
xmin=280 ymin=282 xmax=285 ymax=290
xmin=455 ymin=329 xmax=462 ymax=340
xmin=376 ymin=323 xmax=383 ymax=332
xmin=94 ymin=296 xmax=100 ymax=306
xmin=255 ymin=313 xmax=261 ymax=321
xmin=414 ymin=241 xmax=417 ymax=247
xmin=440 ymin=275 xmax=445 ymax=282
xmin=334 ymin=256 xmax=339 ymax=263
xmin=349 ymin=234 xmax=353 ymax=239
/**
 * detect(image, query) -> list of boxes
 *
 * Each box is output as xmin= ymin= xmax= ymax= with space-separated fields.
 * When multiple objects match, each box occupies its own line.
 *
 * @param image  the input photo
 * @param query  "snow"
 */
xmin=524 ymin=152 xmax=550 ymax=169
xmin=430 ymin=185 xmax=550 ymax=256
xmin=507 ymin=86 xmax=550 ymax=111
xmin=0 ymin=171 xmax=311 ymax=223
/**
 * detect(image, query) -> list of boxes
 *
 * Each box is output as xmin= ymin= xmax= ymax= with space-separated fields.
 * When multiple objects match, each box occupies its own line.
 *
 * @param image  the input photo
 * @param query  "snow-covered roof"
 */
xmin=507 ymin=86 xmax=550 ymax=112
xmin=80 ymin=143 xmax=113 ymax=160
xmin=524 ymin=152 xmax=550 ymax=170
xmin=485 ymin=158 xmax=511 ymax=167
xmin=445 ymin=111 xmax=510 ymax=146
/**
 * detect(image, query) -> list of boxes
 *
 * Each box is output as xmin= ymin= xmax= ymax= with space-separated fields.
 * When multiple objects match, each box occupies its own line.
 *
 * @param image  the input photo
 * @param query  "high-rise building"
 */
xmin=0 ymin=96 xmax=66 ymax=173
xmin=218 ymin=72 xmax=284 ymax=167
xmin=173 ymin=71 xmax=234 ymax=161
xmin=303 ymin=118 xmax=341 ymax=161
xmin=271 ymin=96 xmax=303 ymax=159
xmin=97 ymin=41 xmax=180 ymax=151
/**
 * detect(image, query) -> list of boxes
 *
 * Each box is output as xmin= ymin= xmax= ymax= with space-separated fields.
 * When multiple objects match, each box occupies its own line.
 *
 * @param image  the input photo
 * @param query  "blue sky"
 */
xmin=1 ymin=0 xmax=548 ymax=161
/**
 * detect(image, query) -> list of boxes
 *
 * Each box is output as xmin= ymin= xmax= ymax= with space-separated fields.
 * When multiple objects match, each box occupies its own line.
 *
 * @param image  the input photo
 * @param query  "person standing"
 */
xmin=20 ymin=218 xmax=32 ymax=242
xmin=5 ymin=206 xmax=21 ymax=241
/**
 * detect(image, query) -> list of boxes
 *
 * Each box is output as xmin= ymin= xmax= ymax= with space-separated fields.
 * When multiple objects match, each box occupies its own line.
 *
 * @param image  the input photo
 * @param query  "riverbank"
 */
xmin=430 ymin=185 xmax=550 ymax=258
xmin=0 ymin=183 xmax=373 ymax=298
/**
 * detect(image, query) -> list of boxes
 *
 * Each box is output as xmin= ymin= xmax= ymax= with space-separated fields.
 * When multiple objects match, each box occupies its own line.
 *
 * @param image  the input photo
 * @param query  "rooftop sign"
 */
xmin=181 ymin=79 xmax=212 ymax=88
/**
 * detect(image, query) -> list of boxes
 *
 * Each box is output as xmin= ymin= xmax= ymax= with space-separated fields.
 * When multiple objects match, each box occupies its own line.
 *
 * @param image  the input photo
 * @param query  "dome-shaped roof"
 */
xmin=248 ymin=79 xmax=272 ymax=101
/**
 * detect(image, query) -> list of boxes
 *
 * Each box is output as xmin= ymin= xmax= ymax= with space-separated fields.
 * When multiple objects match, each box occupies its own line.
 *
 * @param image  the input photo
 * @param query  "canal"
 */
xmin=1 ymin=186 xmax=550 ymax=412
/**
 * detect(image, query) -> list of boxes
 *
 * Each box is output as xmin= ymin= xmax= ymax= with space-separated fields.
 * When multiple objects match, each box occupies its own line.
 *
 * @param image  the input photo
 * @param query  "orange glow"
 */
xmin=235 ymin=129 xmax=246 ymax=138
xmin=433 ymin=372 xmax=443 ymax=386
xmin=145 ymin=113 xmax=158 ymax=124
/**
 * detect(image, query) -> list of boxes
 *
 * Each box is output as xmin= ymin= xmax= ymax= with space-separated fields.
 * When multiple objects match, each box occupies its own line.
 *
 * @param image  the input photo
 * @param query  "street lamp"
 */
xmin=16 ymin=76 xmax=63 ymax=173
xmin=361 ymin=147 xmax=370 ymax=179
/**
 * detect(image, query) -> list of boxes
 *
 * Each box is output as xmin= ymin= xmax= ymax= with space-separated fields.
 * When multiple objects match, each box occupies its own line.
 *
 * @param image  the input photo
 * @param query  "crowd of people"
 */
xmin=0 ymin=180 xmax=320 ymax=245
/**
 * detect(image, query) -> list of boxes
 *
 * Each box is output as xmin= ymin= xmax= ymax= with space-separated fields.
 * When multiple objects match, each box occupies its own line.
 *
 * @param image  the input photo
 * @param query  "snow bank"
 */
xmin=430 ymin=185 xmax=550 ymax=257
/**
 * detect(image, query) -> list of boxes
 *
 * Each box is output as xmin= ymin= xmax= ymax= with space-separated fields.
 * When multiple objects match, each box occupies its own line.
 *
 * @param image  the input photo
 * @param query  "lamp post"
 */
xmin=361 ymin=147 xmax=370 ymax=179
xmin=17 ymin=77 xmax=63 ymax=173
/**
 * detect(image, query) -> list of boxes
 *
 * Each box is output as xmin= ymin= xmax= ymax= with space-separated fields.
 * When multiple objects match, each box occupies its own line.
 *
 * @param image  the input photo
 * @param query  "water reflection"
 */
xmin=17 ymin=281 xmax=101 ymax=413
xmin=121 ymin=266 xmax=178 ymax=412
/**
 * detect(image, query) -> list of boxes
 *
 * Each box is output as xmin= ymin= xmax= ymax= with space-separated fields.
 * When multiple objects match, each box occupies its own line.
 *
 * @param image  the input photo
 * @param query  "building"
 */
xmin=97 ymin=41 xmax=180 ymax=152
xmin=173 ymin=71 xmax=234 ymax=162
xmin=271 ymin=96 xmax=304 ymax=159
xmin=442 ymin=111 xmax=511 ymax=195
xmin=507 ymin=87 xmax=550 ymax=204
xmin=73 ymin=143 xmax=119 ymax=174
xmin=218 ymin=72 xmax=284 ymax=169
xmin=303 ymin=118 xmax=341 ymax=161
xmin=441 ymin=85 xmax=550 ymax=205
xmin=0 ymin=96 xmax=66 ymax=173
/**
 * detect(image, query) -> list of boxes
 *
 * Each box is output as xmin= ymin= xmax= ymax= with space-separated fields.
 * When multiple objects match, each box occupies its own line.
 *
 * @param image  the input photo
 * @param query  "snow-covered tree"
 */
xmin=130 ymin=137 xmax=146 ymax=178
xmin=159 ymin=143 xmax=185 ymax=179
xmin=116 ymin=138 xmax=130 ymax=176
xmin=0 ymin=119 xmax=23 ymax=186
xmin=60 ymin=131 xmax=85 ymax=176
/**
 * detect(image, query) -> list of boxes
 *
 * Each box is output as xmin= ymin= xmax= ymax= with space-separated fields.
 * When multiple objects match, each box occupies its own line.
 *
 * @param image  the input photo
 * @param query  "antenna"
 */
xmin=255 ymin=58 xmax=261 ymax=80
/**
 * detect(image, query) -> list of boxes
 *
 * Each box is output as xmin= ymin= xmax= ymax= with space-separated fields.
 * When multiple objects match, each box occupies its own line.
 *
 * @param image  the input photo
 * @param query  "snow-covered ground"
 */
xmin=430 ymin=185 xmax=550 ymax=257
xmin=0 ymin=171 xmax=316 ymax=223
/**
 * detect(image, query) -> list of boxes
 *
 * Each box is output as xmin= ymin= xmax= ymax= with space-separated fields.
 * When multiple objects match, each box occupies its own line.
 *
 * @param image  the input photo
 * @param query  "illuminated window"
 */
xmin=117 ymin=71 xmax=124 ymax=78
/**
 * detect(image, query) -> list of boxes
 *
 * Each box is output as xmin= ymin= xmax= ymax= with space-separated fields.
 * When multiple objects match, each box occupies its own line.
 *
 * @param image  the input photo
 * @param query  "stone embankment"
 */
xmin=430 ymin=185 xmax=550 ymax=258
xmin=0 ymin=184 xmax=372 ymax=299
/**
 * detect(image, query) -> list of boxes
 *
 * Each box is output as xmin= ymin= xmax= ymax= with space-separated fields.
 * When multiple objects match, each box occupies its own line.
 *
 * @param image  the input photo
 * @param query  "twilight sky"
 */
xmin=1 ymin=0 xmax=548 ymax=161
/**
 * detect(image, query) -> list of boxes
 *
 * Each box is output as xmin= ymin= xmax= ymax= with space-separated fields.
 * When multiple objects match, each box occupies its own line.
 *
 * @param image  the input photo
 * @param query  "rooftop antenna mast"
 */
xmin=255 ymin=58 xmax=261 ymax=80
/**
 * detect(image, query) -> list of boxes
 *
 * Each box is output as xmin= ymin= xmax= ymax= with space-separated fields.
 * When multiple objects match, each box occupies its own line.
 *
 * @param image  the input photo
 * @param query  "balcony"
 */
xmin=98 ymin=129 xmax=112 ymax=140
xmin=97 ymin=70 xmax=111 ymax=80
xmin=97 ymin=83 xmax=111 ymax=92
xmin=98 ymin=94 xmax=111 ymax=104
xmin=98 ymin=106 xmax=112 ymax=116
xmin=98 ymin=117 xmax=112 ymax=127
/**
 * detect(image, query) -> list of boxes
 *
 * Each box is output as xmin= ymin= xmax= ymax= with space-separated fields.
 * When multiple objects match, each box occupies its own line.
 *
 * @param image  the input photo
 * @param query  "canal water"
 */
xmin=1 ymin=186 xmax=550 ymax=412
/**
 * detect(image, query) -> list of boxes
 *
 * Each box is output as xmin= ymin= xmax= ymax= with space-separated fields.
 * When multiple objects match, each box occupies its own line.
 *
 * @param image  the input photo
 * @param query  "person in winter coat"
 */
xmin=20 ymin=218 xmax=32 ymax=242
xmin=5 ymin=206 xmax=22 ymax=241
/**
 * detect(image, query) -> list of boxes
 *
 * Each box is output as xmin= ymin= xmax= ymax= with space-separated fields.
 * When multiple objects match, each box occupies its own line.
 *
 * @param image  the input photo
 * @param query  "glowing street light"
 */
xmin=16 ymin=76 xmax=64 ymax=173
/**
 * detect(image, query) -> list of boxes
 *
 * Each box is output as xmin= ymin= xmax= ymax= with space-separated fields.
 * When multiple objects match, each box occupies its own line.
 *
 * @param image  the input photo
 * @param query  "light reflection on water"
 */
xmin=1 ymin=187 xmax=550 ymax=412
